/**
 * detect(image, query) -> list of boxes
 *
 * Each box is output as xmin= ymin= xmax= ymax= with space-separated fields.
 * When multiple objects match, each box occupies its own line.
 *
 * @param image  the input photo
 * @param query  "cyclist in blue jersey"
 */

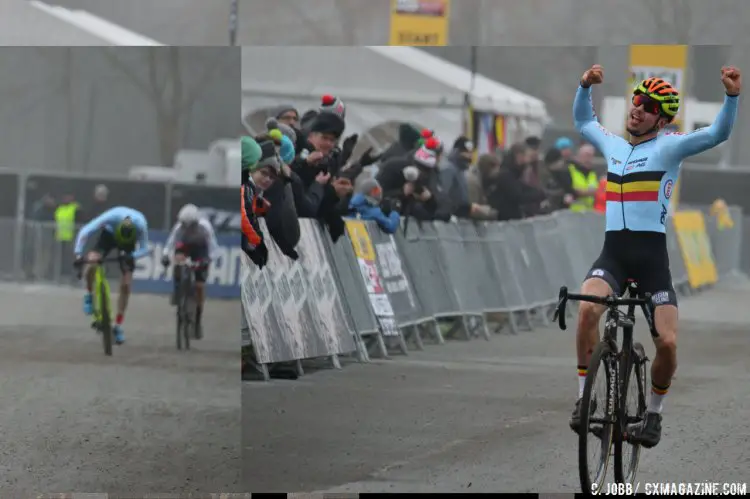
xmin=73 ymin=206 xmax=151 ymax=345
xmin=570 ymin=64 xmax=741 ymax=448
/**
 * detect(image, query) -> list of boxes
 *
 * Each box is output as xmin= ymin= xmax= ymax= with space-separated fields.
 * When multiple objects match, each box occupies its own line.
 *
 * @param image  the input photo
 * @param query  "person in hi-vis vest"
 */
xmin=567 ymin=143 xmax=599 ymax=212
xmin=54 ymin=195 xmax=80 ymax=278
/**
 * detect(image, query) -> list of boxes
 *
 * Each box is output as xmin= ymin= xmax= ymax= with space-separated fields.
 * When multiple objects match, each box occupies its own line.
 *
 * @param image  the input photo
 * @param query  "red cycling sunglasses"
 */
xmin=632 ymin=93 xmax=662 ymax=115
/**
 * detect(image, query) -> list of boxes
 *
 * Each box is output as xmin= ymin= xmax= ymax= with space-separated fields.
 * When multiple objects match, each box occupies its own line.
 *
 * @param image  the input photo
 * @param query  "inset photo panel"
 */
xmin=0 ymin=46 xmax=241 ymax=495
xmin=241 ymin=42 xmax=749 ymax=495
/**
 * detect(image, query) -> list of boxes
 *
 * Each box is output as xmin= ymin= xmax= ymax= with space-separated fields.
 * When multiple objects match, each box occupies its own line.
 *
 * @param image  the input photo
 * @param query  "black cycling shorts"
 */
xmin=584 ymin=230 xmax=678 ymax=307
xmin=175 ymin=241 xmax=210 ymax=282
xmin=92 ymin=229 xmax=135 ymax=274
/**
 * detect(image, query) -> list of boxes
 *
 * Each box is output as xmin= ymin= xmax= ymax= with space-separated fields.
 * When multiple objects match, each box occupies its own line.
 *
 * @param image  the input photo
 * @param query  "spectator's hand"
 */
xmin=315 ymin=171 xmax=331 ymax=185
xmin=332 ymin=177 xmax=353 ymax=198
xmin=359 ymin=147 xmax=381 ymax=167
xmin=415 ymin=188 xmax=431 ymax=202
xmin=250 ymin=241 xmax=269 ymax=269
xmin=380 ymin=199 xmax=393 ymax=216
xmin=341 ymin=134 xmax=359 ymax=161
xmin=581 ymin=64 xmax=604 ymax=87
xmin=306 ymin=151 xmax=325 ymax=165
xmin=722 ymin=66 xmax=742 ymax=96
xmin=161 ymin=256 xmax=170 ymax=268
xmin=281 ymin=163 xmax=292 ymax=178
xmin=563 ymin=193 xmax=575 ymax=205
xmin=403 ymin=182 xmax=415 ymax=197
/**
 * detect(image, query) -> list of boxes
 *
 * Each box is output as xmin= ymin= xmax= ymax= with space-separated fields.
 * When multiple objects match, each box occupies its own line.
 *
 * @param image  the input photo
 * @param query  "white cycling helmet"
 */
xmin=177 ymin=203 xmax=199 ymax=224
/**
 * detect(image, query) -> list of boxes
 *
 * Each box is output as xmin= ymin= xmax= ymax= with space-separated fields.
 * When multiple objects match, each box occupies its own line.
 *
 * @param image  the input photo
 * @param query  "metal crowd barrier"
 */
xmin=239 ymin=205 xmax=744 ymax=381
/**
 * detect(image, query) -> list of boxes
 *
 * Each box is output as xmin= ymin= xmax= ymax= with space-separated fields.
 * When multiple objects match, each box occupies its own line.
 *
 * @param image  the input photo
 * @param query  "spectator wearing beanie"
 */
xmin=241 ymin=137 xmax=279 ymax=268
xmin=346 ymin=177 xmax=400 ymax=234
xmin=290 ymin=109 xmax=351 ymax=242
xmin=487 ymin=142 xmax=549 ymax=221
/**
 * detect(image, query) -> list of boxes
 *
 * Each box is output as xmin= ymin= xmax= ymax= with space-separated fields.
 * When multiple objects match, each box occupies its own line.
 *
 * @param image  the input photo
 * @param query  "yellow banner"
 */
xmin=672 ymin=211 xmax=717 ymax=288
xmin=627 ymin=45 xmax=688 ymax=132
xmin=389 ymin=0 xmax=450 ymax=46
xmin=345 ymin=220 xmax=376 ymax=261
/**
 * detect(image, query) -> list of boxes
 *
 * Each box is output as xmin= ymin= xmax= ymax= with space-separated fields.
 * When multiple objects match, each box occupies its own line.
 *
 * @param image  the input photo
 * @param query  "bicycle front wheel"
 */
xmin=579 ymin=340 xmax=616 ymax=495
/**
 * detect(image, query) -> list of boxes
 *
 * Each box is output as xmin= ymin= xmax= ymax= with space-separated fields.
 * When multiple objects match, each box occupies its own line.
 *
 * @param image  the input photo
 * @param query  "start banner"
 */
xmin=131 ymin=230 xmax=242 ymax=298
xmin=389 ymin=0 xmax=450 ymax=46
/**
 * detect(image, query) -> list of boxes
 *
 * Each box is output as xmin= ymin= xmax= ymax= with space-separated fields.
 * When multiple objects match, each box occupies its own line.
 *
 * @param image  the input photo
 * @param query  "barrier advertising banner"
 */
xmin=672 ymin=210 xmax=718 ymax=288
xmin=131 ymin=229 xmax=242 ymax=298
xmin=345 ymin=220 xmax=399 ymax=336
xmin=389 ymin=0 xmax=450 ymax=46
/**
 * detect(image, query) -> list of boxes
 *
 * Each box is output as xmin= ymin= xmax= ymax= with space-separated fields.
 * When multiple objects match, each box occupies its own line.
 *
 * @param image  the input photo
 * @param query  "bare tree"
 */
xmin=100 ymin=47 xmax=233 ymax=166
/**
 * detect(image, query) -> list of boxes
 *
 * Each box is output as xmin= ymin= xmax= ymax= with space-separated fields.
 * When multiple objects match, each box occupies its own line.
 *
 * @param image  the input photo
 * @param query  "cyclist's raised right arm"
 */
xmin=573 ymin=84 xmax=615 ymax=157
xmin=73 ymin=210 xmax=116 ymax=256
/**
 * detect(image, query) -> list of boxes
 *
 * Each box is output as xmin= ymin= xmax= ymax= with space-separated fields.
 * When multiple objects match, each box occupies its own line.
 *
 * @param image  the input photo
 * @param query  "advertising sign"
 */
xmin=389 ymin=0 xmax=450 ymax=46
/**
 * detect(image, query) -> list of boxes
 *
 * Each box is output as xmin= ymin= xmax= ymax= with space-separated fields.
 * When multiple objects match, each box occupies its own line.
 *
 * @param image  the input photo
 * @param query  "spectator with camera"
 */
xmin=377 ymin=137 xmax=451 ymax=222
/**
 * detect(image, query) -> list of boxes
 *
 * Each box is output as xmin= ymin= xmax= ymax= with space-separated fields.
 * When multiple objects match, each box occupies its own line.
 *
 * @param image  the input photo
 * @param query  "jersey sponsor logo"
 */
xmin=610 ymin=157 xmax=622 ymax=165
xmin=664 ymin=179 xmax=674 ymax=199
xmin=660 ymin=204 xmax=668 ymax=224
xmin=625 ymin=156 xmax=648 ymax=171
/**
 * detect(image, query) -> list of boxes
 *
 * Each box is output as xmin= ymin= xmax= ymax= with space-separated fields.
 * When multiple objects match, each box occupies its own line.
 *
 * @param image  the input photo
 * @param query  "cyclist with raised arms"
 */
xmin=161 ymin=203 xmax=220 ymax=339
xmin=570 ymin=64 xmax=741 ymax=448
xmin=73 ymin=206 xmax=151 ymax=345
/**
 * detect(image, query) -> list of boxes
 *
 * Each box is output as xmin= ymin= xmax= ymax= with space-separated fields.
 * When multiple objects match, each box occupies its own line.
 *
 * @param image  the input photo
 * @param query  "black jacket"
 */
xmin=487 ymin=167 xmax=548 ymax=222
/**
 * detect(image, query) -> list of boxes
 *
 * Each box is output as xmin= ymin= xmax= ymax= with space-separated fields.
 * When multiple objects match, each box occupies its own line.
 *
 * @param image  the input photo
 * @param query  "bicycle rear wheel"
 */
xmin=614 ymin=342 xmax=648 ymax=484
xmin=579 ymin=340 xmax=616 ymax=494
xmin=99 ymin=277 xmax=113 ymax=356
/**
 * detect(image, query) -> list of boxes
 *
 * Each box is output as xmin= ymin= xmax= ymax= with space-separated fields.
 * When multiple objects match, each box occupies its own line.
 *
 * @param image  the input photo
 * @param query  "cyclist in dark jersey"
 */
xmin=569 ymin=64 xmax=741 ymax=448
xmin=161 ymin=203 xmax=219 ymax=339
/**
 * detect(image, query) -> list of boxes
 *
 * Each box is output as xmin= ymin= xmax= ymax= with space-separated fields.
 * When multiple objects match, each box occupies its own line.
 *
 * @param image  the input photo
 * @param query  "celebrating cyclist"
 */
xmin=570 ymin=64 xmax=741 ymax=448
xmin=161 ymin=203 xmax=220 ymax=339
xmin=73 ymin=206 xmax=151 ymax=345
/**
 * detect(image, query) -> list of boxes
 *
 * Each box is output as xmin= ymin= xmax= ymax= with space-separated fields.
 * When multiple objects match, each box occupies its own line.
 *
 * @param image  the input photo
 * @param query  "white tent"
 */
xmin=242 ymin=46 xmax=549 ymax=149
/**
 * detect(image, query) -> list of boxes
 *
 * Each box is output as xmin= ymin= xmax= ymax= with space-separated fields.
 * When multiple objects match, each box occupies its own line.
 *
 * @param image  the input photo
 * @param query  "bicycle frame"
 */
xmin=92 ymin=263 xmax=111 ymax=325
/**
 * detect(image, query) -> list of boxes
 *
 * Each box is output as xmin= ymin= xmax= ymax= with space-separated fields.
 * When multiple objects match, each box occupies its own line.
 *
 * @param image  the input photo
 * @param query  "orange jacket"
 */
xmin=593 ymin=177 xmax=607 ymax=213
xmin=241 ymin=183 xmax=270 ymax=247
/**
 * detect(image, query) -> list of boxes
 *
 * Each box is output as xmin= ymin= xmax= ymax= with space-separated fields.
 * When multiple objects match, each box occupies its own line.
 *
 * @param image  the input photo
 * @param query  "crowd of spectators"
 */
xmin=241 ymin=95 xmax=607 ymax=270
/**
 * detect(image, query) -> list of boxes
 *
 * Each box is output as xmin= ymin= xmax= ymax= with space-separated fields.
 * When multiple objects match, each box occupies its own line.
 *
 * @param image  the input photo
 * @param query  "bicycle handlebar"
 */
xmin=552 ymin=285 xmax=659 ymax=338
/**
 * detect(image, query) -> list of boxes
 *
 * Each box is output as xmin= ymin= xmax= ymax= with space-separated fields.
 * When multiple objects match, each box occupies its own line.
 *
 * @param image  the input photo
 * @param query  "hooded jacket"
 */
xmin=346 ymin=193 xmax=401 ymax=234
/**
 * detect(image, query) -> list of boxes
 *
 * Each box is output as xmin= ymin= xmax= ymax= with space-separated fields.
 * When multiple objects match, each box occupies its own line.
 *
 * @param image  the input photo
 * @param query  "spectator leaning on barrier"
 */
xmin=465 ymin=154 xmax=500 ymax=220
xmin=291 ymin=108 xmax=352 ymax=242
xmin=541 ymin=147 xmax=576 ymax=212
xmin=567 ymin=143 xmax=599 ymax=212
xmin=241 ymin=136 xmax=280 ymax=269
xmin=438 ymin=135 xmax=475 ymax=218
xmin=346 ymin=177 xmax=400 ymax=234
xmin=487 ymin=142 xmax=549 ymax=221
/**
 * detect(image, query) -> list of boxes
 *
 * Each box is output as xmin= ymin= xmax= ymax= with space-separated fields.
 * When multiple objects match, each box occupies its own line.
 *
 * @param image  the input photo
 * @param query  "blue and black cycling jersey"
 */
xmin=573 ymin=84 xmax=738 ymax=233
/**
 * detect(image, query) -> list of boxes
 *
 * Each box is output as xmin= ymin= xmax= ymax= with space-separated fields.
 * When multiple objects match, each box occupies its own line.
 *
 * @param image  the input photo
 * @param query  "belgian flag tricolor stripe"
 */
xmin=605 ymin=170 xmax=665 ymax=202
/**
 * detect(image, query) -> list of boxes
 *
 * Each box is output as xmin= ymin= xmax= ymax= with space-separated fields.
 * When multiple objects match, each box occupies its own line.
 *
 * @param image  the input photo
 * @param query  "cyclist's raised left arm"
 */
xmin=662 ymin=94 xmax=739 ymax=162
xmin=132 ymin=218 xmax=151 ymax=259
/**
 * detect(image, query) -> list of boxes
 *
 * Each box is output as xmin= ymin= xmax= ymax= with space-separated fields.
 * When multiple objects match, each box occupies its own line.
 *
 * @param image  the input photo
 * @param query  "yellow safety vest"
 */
xmin=568 ymin=165 xmax=599 ymax=212
xmin=54 ymin=203 xmax=79 ymax=242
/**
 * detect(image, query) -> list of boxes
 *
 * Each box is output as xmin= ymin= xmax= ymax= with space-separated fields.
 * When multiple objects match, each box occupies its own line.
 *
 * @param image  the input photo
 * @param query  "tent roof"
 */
xmin=242 ymin=46 xmax=548 ymax=119
xmin=242 ymin=46 xmax=549 ymax=147
xmin=0 ymin=0 xmax=164 ymax=45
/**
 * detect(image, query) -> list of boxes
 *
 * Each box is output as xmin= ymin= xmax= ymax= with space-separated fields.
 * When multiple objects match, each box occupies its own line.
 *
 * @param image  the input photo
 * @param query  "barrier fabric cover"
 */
xmin=672 ymin=210 xmax=718 ymax=288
